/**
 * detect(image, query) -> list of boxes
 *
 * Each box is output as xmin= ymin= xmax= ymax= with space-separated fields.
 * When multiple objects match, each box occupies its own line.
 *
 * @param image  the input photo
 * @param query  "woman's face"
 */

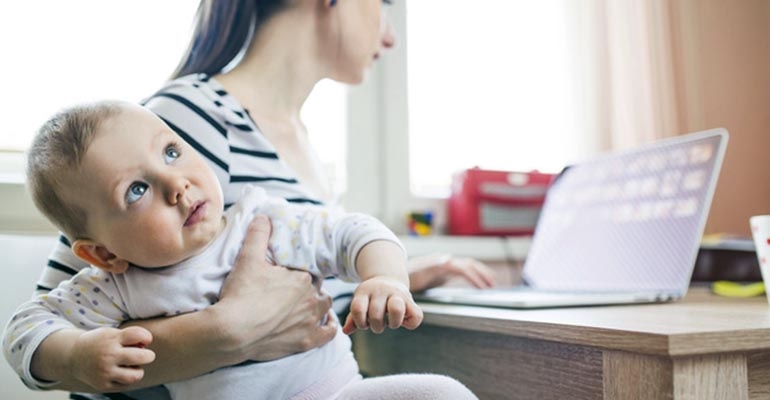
xmin=332 ymin=0 xmax=395 ymax=84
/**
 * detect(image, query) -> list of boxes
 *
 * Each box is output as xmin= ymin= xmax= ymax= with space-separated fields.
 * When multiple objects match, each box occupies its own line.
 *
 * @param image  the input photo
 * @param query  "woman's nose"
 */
xmin=381 ymin=15 xmax=395 ymax=49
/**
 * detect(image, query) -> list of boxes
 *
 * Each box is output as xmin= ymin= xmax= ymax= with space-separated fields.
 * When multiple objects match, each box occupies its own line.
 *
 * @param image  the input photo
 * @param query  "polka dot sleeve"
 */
xmin=2 ymin=268 xmax=127 ymax=390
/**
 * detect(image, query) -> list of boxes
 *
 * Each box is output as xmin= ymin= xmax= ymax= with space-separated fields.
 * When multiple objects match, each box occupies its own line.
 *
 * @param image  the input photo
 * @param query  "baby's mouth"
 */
xmin=184 ymin=201 xmax=207 ymax=227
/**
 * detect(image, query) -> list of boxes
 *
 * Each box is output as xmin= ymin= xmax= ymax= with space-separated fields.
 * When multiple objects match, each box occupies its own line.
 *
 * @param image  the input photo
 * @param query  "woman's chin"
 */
xmin=333 ymin=68 xmax=369 ymax=85
xmin=336 ymin=76 xmax=364 ymax=85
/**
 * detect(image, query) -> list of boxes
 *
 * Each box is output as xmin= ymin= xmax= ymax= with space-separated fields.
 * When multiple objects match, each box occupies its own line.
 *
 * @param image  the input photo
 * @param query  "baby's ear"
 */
xmin=71 ymin=239 xmax=130 ymax=274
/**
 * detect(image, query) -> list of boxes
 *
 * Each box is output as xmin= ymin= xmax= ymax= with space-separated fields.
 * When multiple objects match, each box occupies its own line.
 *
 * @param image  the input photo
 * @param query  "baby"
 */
xmin=5 ymin=100 xmax=435 ymax=399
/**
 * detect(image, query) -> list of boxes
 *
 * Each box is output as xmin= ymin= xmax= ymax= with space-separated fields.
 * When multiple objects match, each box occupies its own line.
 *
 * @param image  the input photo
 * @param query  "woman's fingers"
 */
xmin=236 ymin=214 xmax=273 ymax=269
xmin=446 ymin=257 xmax=496 ymax=289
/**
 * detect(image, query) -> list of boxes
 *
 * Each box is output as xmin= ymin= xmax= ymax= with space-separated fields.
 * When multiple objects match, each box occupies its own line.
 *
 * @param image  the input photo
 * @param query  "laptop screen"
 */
xmin=522 ymin=129 xmax=728 ymax=293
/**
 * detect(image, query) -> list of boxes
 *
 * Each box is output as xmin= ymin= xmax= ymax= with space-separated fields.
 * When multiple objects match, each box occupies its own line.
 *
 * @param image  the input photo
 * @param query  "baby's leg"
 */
xmin=336 ymin=373 xmax=477 ymax=400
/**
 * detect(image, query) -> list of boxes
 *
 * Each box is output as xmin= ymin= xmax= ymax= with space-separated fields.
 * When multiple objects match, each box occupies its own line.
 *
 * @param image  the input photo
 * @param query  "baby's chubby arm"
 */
xmin=246 ymin=187 xmax=422 ymax=333
xmin=4 ymin=268 xmax=155 ymax=392
xmin=34 ymin=326 xmax=155 ymax=392
xmin=341 ymin=240 xmax=424 ymax=335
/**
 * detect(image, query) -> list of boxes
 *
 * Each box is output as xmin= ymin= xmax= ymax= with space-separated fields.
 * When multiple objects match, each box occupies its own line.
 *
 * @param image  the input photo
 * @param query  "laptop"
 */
xmin=416 ymin=128 xmax=729 ymax=309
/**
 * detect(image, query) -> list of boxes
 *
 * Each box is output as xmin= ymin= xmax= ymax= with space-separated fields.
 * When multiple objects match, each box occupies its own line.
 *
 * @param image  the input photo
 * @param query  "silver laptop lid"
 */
xmin=522 ymin=128 xmax=728 ymax=294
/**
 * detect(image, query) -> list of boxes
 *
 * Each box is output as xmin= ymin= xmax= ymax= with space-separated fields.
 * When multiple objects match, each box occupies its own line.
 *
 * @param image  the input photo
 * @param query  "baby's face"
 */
xmin=67 ymin=103 xmax=225 ymax=267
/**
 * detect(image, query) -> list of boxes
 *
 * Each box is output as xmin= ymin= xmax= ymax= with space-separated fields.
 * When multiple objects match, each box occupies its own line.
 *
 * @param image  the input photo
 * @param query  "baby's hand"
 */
xmin=69 ymin=326 xmax=155 ymax=392
xmin=342 ymin=276 xmax=424 ymax=335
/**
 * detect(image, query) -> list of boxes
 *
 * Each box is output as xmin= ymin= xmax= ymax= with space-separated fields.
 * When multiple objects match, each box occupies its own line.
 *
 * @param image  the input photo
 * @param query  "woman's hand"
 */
xmin=213 ymin=214 xmax=337 ymax=362
xmin=73 ymin=214 xmax=336 ymax=391
xmin=407 ymin=253 xmax=496 ymax=293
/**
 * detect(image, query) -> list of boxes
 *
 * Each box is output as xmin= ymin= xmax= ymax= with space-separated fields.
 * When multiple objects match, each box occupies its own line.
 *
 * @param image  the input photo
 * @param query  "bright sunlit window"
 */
xmin=0 ymin=1 xmax=197 ymax=151
xmin=0 ymin=1 xmax=347 ymax=195
xmin=406 ymin=0 xmax=582 ymax=197
xmin=304 ymin=80 xmax=348 ymax=196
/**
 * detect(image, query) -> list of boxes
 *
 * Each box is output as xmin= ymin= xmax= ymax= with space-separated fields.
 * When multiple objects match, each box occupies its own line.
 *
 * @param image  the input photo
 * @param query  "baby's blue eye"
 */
xmin=126 ymin=182 xmax=148 ymax=205
xmin=164 ymin=145 xmax=180 ymax=164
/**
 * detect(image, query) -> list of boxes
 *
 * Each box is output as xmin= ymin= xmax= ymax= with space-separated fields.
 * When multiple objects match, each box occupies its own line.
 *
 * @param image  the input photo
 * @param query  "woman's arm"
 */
xmin=24 ymin=216 xmax=336 ymax=392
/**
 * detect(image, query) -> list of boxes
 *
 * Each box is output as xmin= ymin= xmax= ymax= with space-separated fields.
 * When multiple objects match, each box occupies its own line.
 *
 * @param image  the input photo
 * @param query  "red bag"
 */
xmin=447 ymin=168 xmax=556 ymax=236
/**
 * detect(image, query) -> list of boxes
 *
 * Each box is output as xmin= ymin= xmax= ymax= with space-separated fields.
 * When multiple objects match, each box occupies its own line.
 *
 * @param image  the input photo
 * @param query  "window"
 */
xmin=0 ymin=1 xmax=348 ymax=233
xmin=304 ymin=80 xmax=348 ymax=196
xmin=0 ymin=1 xmax=198 ymax=152
xmin=405 ymin=0 xmax=582 ymax=197
xmin=349 ymin=1 xmax=594 ymax=232
xmin=1 ymin=1 xmax=585 ymax=236
xmin=0 ymin=1 xmax=348 ymax=194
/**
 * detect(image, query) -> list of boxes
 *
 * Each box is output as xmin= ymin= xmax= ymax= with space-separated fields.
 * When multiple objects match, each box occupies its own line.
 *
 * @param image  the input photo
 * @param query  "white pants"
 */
xmin=336 ymin=374 xmax=478 ymax=400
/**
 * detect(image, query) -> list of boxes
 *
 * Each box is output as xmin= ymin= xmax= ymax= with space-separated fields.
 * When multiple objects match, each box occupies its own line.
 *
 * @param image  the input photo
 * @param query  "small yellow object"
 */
xmin=712 ymin=281 xmax=766 ymax=298
xmin=413 ymin=223 xmax=431 ymax=236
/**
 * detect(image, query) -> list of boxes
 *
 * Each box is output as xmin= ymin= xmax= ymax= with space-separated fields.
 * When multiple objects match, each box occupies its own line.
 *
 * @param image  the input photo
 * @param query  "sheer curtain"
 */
xmin=570 ymin=0 xmax=683 ymax=156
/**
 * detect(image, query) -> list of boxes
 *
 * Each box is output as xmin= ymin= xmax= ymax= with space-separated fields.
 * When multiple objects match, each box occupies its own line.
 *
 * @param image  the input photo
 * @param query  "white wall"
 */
xmin=0 ymin=152 xmax=56 ymax=235
xmin=0 ymin=234 xmax=65 ymax=399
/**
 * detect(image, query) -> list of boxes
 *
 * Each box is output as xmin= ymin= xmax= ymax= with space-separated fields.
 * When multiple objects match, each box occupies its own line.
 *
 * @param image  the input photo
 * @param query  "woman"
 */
xmin=8 ymin=0 xmax=493 ymax=398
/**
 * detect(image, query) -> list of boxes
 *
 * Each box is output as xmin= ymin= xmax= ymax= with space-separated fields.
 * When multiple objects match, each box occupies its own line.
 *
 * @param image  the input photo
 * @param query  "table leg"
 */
xmin=603 ymin=350 xmax=752 ymax=400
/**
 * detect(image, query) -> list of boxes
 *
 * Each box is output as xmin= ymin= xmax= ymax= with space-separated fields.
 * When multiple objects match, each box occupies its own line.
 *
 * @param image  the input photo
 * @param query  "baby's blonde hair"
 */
xmin=26 ymin=100 xmax=125 ymax=240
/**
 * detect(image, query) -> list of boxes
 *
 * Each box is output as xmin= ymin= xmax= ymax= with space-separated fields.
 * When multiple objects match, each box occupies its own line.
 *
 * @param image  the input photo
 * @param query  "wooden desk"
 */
xmin=352 ymin=287 xmax=770 ymax=400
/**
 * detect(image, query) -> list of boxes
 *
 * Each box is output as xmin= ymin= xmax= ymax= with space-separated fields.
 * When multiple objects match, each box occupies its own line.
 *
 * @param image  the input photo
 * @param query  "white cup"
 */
xmin=750 ymin=215 xmax=770 ymax=303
